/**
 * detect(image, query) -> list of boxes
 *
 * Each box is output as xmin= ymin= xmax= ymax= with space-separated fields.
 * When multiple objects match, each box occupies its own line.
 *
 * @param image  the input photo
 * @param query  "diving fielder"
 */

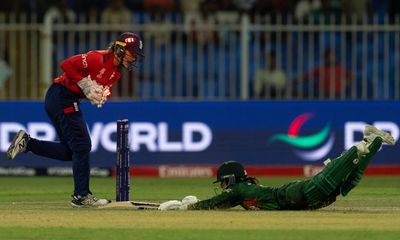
xmin=7 ymin=32 xmax=144 ymax=207
xmin=159 ymin=125 xmax=395 ymax=210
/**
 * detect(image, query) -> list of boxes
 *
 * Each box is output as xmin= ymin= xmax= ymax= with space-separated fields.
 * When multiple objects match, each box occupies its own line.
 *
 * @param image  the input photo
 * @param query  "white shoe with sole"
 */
xmin=355 ymin=125 xmax=395 ymax=156
xmin=71 ymin=194 xmax=111 ymax=208
xmin=7 ymin=130 xmax=30 ymax=160
xmin=364 ymin=125 xmax=395 ymax=145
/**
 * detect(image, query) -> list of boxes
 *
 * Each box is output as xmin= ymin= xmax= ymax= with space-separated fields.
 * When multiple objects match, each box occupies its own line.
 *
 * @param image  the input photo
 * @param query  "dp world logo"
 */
xmin=268 ymin=113 xmax=334 ymax=161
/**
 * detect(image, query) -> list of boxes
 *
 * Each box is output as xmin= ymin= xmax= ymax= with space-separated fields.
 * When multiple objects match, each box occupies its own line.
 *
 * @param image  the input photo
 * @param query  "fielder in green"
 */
xmin=158 ymin=125 xmax=395 ymax=211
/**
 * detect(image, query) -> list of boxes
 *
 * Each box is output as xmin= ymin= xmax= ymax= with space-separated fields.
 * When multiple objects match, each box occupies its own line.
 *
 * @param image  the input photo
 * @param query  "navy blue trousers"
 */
xmin=26 ymin=84 xmax=91 ymax=196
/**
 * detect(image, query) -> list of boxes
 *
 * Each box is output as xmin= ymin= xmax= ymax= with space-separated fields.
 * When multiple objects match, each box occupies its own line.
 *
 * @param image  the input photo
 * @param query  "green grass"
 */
xmin=0 ymin=176 xmax=399 ymax=240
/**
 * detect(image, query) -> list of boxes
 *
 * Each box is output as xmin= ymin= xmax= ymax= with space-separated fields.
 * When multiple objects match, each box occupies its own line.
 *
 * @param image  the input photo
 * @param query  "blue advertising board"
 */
xmin=0 ymin=101 xmax=399 ymax=169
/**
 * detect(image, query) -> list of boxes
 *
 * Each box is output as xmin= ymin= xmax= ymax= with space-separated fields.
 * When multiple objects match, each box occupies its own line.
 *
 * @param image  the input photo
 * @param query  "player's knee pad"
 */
xmin=304 ymin=173 xmax=339 ymax=202
xmin=340 ymin=170 xmax=362 ymax=196
xmin=313 ymin=172 xmax=338 ymax=195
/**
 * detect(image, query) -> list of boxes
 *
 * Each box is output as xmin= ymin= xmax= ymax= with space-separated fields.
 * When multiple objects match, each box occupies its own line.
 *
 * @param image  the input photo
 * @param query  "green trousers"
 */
xmin=303 ymin=137 xmax=383 ymax=209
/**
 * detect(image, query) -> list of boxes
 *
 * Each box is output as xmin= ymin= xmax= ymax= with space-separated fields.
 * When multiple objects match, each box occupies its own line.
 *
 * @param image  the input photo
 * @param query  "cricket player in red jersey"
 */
xmin=7 ymin=32 xmax=144 ymax=207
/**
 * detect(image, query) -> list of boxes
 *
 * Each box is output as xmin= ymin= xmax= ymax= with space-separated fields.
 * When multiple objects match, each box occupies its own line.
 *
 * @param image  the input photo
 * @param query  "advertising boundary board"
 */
xmin=0 ymin=101 xmax=399 ymax=176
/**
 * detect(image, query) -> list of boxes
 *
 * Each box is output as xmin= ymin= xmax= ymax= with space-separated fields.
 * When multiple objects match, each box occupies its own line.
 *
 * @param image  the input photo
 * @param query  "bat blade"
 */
xmin=99 ymin=201 xmax=160 ymax=210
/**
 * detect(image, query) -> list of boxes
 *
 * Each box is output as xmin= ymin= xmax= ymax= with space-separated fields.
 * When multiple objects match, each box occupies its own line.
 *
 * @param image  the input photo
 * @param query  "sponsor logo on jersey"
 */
xmin=96 ymin=68 xmax=106 ymax=79
xmin=109 ymin=71 xmax=115 ymax=81
xmin=81 ymin=54 xmax=88 ymax=68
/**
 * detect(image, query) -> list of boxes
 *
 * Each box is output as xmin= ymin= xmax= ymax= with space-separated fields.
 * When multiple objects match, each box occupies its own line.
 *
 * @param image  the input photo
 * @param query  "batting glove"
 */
xmin=158 ymin=200 xmax=182 ymax=211
xmin=179 ymin=195 xmax=199 ymax=210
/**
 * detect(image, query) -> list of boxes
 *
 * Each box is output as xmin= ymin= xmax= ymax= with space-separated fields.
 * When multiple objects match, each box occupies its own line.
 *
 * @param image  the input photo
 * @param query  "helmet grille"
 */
xmin=214 ymin=161 xmax=247 ymax=184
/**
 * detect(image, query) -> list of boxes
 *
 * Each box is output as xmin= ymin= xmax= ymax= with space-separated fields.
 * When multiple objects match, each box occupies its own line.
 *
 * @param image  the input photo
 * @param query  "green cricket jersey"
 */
xmin=190 ymin=180 xmax=310 ymax=210
xmin=189 ymin=140 xmax=384 ymax=211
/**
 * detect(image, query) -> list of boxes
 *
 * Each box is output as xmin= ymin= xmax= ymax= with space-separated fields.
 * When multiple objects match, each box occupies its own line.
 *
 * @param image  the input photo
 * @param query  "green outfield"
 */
xmin=0 ymin=176 xmax=399 ymax=240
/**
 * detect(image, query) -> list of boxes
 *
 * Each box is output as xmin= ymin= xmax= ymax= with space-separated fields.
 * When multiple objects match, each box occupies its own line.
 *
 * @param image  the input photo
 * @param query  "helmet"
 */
xmin=113 ymin=32 xmax=144 ymax=70
xmin=213 ymin=161 xmax=248 ymax=188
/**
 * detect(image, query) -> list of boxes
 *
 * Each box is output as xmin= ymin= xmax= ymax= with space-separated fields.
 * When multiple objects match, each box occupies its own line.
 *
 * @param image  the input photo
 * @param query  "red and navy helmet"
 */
xmin=113 ymin=32 xmax=144 ymax=70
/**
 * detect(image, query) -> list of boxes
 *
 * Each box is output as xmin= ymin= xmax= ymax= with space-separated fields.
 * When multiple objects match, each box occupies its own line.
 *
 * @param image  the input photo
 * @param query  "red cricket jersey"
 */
xmin=53 ymin=50 xmax=122 ymax=98
xmin=303 ymin=65 xmax=352 ymax=96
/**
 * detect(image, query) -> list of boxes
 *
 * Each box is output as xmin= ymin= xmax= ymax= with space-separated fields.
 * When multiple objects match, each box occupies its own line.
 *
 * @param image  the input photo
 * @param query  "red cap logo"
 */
xmin=125 ymin=37 xmax=135 ymax=43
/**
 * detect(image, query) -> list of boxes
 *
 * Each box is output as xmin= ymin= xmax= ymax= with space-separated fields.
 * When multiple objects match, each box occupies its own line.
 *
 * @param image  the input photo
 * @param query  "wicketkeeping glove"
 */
xmin=77 ymin=76 xmax=104 ymax=106
xmin=97 ymin=86 xmax=111 ymax=108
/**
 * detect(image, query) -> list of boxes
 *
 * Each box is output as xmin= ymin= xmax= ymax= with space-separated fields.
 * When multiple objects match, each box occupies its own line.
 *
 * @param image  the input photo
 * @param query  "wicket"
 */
xmin=116 ymin=119 xmax=130 ymax=202
xmin=101 ymin=119 xmax=159 ymax=209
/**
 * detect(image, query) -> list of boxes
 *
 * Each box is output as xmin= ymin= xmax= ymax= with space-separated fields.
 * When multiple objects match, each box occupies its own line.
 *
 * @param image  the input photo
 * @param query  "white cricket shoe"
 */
xmin=71 ymin=194 xmax=111 ymax=208
xmin=7 ymin=130 xmax=30 ymax=160
xmin=356 ymin=125 xmax=396 ymax=156
xmin=364 ymin=125 xmax=395 ymax=145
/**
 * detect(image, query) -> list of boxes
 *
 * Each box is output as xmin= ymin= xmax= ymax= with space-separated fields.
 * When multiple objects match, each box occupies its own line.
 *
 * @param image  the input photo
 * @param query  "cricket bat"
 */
xmin=99 ymin=201 xmax=160 ymax=210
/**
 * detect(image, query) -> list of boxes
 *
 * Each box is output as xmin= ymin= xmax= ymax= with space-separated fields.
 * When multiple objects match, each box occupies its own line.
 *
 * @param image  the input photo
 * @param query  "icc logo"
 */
xmin=268 ymin=113 xmax=398 ymax=162
xmin=268 ymin=113 xmax=334 ymax=161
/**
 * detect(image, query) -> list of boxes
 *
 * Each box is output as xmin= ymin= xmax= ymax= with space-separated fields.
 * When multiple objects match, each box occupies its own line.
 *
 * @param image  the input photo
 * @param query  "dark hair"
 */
xmin=244 ymin=176 xmax=259 ymax=185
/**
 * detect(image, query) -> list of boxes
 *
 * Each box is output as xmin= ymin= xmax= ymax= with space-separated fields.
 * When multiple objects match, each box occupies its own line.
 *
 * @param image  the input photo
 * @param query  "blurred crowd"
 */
xmin=1 ymin=0 xmax=400 ymax=24
xmin=1 ymin=0 xmax=399 ymax=100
